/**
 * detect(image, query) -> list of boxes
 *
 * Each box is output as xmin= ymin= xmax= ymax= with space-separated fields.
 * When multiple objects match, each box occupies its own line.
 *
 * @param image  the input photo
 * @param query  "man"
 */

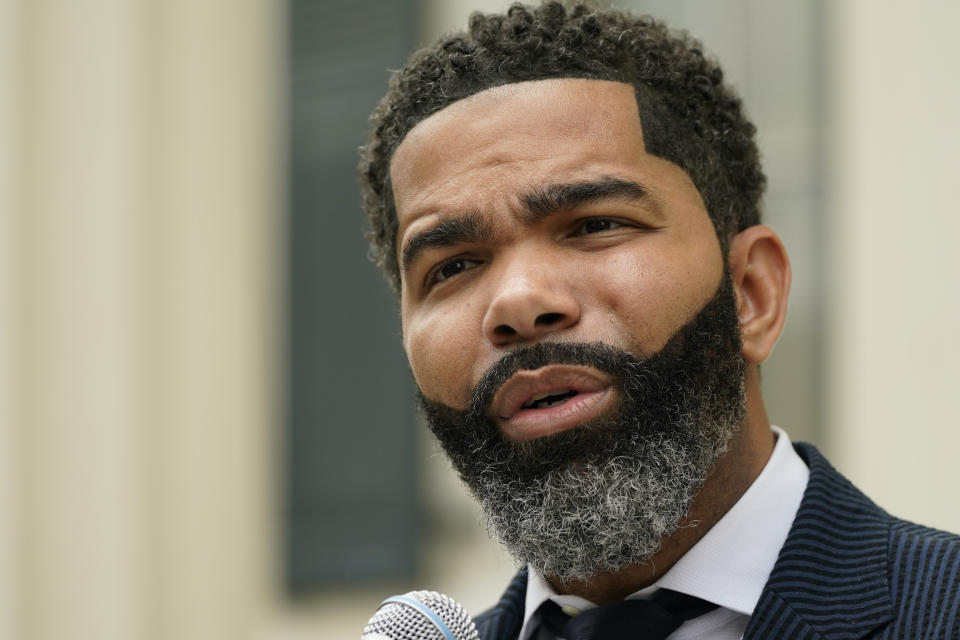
xmin=359 ymin=3 xmax=960 ymax=638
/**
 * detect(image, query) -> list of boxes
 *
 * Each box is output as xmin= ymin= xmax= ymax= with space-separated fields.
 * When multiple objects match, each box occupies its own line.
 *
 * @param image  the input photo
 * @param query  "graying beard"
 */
xmin=419 ymin=272 xmax=747 ymax=581
xmin=474 ymin=405 xmax=739 ymax=581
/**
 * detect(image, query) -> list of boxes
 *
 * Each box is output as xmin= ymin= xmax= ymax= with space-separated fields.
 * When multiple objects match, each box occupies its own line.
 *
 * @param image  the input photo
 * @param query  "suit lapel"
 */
xmin=744 ymin=443 xmax=894 ymax=639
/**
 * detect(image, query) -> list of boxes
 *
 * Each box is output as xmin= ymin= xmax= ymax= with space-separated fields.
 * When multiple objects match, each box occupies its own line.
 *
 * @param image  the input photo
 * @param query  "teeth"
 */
xmin=523 ymin=389 xmax=577 ymax=409
xmin=535 ymin=396 xmax=568 ymax=409
xmin=530 ymin=390 xmax=559 ymax=403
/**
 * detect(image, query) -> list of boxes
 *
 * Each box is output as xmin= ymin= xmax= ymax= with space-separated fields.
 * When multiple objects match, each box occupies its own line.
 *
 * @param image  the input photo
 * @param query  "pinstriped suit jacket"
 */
xmin=473 ymin=443 xmax=960 ymax=639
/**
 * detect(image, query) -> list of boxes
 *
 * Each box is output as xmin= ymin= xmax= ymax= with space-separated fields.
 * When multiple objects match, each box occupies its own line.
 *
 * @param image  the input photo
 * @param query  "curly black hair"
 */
xmin=359 ymin=1 xmax=765 ymax=294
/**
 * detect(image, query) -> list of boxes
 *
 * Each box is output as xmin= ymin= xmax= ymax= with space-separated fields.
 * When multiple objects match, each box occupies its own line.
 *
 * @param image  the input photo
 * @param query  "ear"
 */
xmin=728 ymin=225 xmax=791 ymax=364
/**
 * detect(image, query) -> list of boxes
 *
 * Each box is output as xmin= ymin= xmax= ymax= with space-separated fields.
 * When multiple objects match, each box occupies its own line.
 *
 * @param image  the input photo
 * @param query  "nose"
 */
xmin=481 ymin=256 xmax=581 ymax=346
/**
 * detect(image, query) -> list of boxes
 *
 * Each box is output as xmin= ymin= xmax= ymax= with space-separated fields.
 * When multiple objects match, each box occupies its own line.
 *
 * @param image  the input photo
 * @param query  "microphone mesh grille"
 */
xmin=362 ymin=590 xmax=479 ymax=640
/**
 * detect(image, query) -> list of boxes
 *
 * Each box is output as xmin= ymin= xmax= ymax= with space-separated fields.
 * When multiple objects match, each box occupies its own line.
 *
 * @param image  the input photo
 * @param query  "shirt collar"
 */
xmin=519 ymin=426 xmax=809 ymax=640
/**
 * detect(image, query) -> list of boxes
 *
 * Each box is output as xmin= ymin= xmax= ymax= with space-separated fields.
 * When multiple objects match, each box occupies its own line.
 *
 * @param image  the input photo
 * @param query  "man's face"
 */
xmin=389 ymin=79 xmax=748 ymax=579
xmin=393 ymin=79 xmax=725 ymax=423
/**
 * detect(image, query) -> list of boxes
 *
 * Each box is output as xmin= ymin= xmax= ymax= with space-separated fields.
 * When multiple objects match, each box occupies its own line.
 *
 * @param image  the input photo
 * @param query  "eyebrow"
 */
xmin=401 ymin=210 xmax=493 ymax=275
xmin=519 ymin=177 xmax=654 ymax=225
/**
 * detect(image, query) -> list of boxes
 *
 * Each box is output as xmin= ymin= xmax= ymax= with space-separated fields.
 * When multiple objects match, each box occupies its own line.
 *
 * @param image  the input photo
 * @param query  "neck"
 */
xmin=547 ymin=366 xmax=775 ymax=604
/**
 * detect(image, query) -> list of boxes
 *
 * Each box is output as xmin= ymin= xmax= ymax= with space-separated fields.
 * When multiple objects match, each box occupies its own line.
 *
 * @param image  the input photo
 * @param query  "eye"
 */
xmin=429 ymin=256 xmax=481 ymax=286
xmin=576 ymin=218 xmax=623 ymax=235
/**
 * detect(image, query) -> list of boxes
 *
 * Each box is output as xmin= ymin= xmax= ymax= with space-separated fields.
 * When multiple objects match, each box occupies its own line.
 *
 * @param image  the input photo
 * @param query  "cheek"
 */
xmin=590 ymin=252 xmax=658 ymax=343
xmin=589 ymin=251 xmax=685 ymax=347
xmin=590 ymin=244 xmax=721 ymax=353
xmin=403 ymin=307 xmax=478 ymax=407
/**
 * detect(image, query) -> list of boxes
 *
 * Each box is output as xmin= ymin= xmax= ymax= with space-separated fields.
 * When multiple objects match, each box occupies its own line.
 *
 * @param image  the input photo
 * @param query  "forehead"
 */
xmin=389 ymin=79 xmax=650 ymax=238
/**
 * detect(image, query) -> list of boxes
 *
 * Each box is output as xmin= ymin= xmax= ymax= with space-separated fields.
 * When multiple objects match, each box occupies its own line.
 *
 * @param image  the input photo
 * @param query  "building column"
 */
xmin=2 ymin=1 xmax=282 ymax=638
xmin=826 ymin=0 xmax=960 ymax=532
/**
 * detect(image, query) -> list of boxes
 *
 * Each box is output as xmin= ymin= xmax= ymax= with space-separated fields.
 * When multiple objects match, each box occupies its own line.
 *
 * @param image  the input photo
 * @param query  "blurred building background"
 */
xmin=1 ymin=0 xmax=958 ymax=638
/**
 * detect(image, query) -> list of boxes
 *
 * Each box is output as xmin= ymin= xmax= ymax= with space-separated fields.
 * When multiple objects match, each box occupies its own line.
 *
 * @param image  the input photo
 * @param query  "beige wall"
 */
xmin=826 ymin=0 xmax=960 ymax=532
xmin=2 ymin=1 xmax=960 ymax=639
xmin=0 ymin=1 xmax=20 ymax=637
xmin=2 ymin=1 xmax=281 ymax=638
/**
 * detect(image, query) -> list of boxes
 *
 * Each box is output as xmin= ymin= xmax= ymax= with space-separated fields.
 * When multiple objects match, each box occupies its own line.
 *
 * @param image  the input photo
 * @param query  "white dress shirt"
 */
xmin=518 ymin=426 xmax=809 ymax=640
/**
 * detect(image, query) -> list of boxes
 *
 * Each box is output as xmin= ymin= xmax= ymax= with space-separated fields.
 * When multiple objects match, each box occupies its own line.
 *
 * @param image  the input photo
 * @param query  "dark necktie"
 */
xmin=537 ymin=589 xmax=719 ymax=640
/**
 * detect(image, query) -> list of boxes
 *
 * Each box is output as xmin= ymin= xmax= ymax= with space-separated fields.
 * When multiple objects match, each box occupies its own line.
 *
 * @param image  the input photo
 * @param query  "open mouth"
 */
xmin=488 ymin=365 xmax=617 ymax=441
xmin=522 ymin=389 xmax=579 ymax=410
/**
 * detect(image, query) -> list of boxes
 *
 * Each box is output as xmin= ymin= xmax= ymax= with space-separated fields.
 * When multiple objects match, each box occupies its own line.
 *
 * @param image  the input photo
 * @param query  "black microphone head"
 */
xmin=361 ymin=590 xmax=479 ymax=640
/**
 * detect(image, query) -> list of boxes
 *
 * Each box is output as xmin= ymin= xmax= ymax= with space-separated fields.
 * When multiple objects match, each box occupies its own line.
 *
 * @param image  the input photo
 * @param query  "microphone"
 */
xmin=361 ymin=590 xmax=479 ymax=640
